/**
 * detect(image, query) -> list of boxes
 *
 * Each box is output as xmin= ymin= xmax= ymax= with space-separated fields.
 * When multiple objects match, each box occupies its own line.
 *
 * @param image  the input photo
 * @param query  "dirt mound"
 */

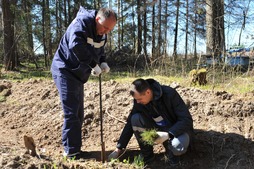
xmin=0 ymin=79 xmax=253 ymax=169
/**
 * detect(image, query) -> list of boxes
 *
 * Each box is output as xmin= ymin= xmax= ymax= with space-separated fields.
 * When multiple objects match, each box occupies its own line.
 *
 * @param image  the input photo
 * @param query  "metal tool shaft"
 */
xmin=99 ymin=74 xmax=105 ymax=162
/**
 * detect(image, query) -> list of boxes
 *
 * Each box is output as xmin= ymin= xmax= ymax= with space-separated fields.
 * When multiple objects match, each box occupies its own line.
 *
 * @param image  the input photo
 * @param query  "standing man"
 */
xmin=51 ymin=6 xmax=117 ymax=159
xmin=108 ymin=78 xmax=194 ymax=166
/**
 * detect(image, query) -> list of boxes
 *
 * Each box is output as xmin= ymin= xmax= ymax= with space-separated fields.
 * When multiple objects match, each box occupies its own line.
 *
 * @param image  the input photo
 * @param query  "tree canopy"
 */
xmin=0 ymin=0 xmax=254 ymax=71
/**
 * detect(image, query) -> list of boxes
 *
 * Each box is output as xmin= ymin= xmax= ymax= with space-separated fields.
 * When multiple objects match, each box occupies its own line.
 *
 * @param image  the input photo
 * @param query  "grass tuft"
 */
xmin=0 ymin=95 xmax=6 ymax=102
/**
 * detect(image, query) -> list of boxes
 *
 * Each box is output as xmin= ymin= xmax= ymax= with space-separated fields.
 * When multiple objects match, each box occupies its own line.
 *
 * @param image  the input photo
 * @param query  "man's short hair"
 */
xmin=97 ymin=8 xmax=117 ymax=21
xmin=130 ymin=78 xmax=150 ymax=96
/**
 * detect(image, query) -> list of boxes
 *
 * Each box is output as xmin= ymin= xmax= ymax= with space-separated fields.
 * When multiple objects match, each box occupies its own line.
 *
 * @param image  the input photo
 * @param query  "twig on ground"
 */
xmin=105 ymin=108 xmax=127 ymax=124
xmin=220 ymin=138 xmax=226 ymax=151
xmin=224 ymin=154 xmax=235 ymax=169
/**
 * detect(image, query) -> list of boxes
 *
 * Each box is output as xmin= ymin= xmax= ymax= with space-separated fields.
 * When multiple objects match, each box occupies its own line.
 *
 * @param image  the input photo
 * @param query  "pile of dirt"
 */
xmin=0 ymin=79 xmax=253 ymax=169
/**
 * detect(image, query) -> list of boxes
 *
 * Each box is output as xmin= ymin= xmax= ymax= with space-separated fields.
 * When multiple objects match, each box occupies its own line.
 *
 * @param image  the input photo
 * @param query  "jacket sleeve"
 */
xmin=116 ymin=107 xmax=135 ymax=149
xmin=70 ymin=33 xmax=99 ymax=68
xmin=99 ymin=47 xmax=106 ymax=63
xmin=116 ymin=119 xmax=133 ymax=149
xmin=99 ymin=35 xmax=107 ymax=63
xmin=68 ymin=21 xmax=100 ymax=68
xmin=164 ymin=88 xmax=193 ymax=137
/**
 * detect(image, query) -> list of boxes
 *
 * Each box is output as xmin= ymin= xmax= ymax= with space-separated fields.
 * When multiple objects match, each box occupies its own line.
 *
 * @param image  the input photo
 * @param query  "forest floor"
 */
xmin=0 ymin=78 xmax=253 ymax=169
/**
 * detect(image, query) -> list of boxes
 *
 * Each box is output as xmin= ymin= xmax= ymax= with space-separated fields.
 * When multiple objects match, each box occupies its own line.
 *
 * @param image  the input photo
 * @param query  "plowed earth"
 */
xmin=0 ymin=79 xmax=253 ymax=169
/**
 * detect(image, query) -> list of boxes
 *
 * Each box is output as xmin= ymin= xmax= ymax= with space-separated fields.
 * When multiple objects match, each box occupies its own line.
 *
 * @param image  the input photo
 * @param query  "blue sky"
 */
xmin=225 ymin=1 xmax=254 ymax=48
xmin=33 ymin=0 xmax=254 ymax=55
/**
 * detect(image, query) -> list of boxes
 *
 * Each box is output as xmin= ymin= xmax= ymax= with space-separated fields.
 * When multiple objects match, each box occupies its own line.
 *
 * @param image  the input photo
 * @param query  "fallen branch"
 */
xmin=105 ymin=108 xmax=127 ymax=124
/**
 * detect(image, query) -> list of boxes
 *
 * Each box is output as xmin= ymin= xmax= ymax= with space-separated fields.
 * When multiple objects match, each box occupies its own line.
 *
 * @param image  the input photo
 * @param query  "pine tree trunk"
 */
xmin=173 ymin=0 xmax=180 ymax=60
xmin=157 ymin=0 xmax=162 ymax=56
xmin=206 ymin=0 xmax=225 ymax=57
xmin=143 ymin=0 xmax=147 ymax=56
xmin=137 ymin=0 xmax=142 ymax=54
xmin=151 ymin=5 xmax=156 ymax=58
xmin=2 ymin=0 xmax=17 ymax=70
xmin=185 ymin=0 xmax=189 ymax=60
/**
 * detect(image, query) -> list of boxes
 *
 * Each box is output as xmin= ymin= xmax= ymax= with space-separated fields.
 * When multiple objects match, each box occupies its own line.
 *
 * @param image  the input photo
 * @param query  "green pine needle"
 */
xmin=141 ymin=129 xmax=159 ymax=146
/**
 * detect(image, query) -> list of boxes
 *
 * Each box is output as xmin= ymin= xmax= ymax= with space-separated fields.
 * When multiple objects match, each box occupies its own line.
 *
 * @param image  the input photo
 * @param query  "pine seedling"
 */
xmin=141 ymin=129 xmax=159 ymax=146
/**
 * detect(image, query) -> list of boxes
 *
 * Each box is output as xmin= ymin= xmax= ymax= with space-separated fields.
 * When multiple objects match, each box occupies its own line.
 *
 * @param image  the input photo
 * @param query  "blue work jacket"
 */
xmin=51 ymin=6 xmax=107 ymax=83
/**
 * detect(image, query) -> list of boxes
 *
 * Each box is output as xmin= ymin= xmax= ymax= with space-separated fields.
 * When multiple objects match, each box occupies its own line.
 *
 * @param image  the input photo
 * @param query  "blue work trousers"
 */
xmin=52 ymin=70 xmax=84 ymax=155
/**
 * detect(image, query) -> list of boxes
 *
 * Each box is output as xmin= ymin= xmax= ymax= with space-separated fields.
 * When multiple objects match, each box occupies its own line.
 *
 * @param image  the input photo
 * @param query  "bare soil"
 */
xmin=0 ymin=78 xmax=253 ymax=169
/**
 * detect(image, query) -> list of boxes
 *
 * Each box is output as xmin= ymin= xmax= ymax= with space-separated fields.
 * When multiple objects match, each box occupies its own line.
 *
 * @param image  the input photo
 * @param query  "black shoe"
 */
xmin=163 ymin=141 xmax=180 ymax=166
xmin=167 ymin=151 xmax=180 ymax=166
xmin=63 ymin=151 xmax=91 ymax=160
xmin=168 ymin=155 xmax=180 ymax=166
xmin=140 ymin=153 xmax=155 ymax=165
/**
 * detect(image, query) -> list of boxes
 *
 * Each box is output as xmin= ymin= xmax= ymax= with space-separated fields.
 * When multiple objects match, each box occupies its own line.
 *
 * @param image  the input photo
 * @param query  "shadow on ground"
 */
xmin=103 ymin=129 xmax=254 ymax=169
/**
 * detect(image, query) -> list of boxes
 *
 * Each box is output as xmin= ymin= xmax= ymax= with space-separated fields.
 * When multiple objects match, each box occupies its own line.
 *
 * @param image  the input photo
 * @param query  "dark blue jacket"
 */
xmin=117 ymin=79 xmax=194 ymax=149
xmin=51 ymin=6 xmax=107 ymax=83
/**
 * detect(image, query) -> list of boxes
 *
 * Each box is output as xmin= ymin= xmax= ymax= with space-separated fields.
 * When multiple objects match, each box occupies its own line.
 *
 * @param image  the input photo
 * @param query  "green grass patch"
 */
xmin=1 ymin=69 xmax=51 ymax=80
xmin=1 ymin=63 xmax=253 ymax=95
xmin=0 ymin=95 xmax=6 ymax=102
xmin=133 ymin=155 xmax=145 ymax=168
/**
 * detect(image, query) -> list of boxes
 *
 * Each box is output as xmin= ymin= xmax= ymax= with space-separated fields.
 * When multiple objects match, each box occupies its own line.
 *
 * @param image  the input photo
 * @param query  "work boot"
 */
xmin=108 ymin=148 xmax=126 ymax=161
xmin=163 ymin=141 xmax=180 ymax=166
xmin=167 ymin=151 xmax=180 ymax=166
xmin=63 ymin=151 xmax=91 ymax=160
xmin=138 ymin=143 xmax=155 ymax=165
xmin=140 ymin=152 xmax=155 ymax=165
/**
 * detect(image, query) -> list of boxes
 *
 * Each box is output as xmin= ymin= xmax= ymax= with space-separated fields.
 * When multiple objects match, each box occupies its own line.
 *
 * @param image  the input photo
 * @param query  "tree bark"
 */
xmin=137 ymin=0 xmax=142 ymax=54
xmin=45 ymin=0 xmax=52 ymax=63
xmin=2 ymin=0 xmax=17 ymax=70
xmin=132 ymin=0 xmax=136 ymax=51
xmin=206 ymin=0 xmax=225 ymax=57
xmin=117 ymin=0 xmax=121 ymax=49
xmin=163 ymin=0 xmax=169 ymax=57
xmin=157 ymin=0 xmax=162 ymax=56
xmin=173 ymin=0 xmax=180 ymax=60
xmin=185 ymin=0 xmax=189 ymax=60
xmin=143 ymin=0 xmax=147 ymax=56
xmin=193 ymin=0 xmax=197 ymax=59
xmin=151 ymin=5 xmax=156 ymax=58
xmin=0 ymin=1 xmax=3 ymax=33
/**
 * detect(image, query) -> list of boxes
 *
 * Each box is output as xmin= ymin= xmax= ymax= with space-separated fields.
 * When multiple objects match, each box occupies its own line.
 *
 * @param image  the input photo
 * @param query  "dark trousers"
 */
xmin=52 ymin=71 xmax=84 ymax=154
xmin=131 ymin=113 xmax=190 ymax=157
xmin=131 ymin=113 xmax=156 ymax=157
